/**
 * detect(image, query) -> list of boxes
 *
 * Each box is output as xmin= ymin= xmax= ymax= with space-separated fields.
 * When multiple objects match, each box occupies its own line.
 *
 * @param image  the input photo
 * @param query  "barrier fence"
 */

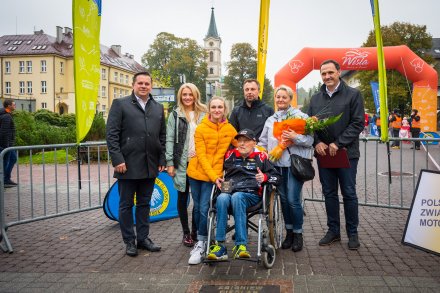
xmin=1 ymin=137 xmax=440 ymax=253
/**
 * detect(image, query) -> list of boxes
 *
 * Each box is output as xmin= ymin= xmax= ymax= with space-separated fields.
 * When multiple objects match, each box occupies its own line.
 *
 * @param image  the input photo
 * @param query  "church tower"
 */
xmin=204 ymin=7 xmax=222 ymax=100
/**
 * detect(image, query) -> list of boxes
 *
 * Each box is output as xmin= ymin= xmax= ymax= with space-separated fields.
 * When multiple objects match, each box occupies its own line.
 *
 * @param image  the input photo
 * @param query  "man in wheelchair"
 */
xmin=208 ymin=129 xmax=281 ymax=260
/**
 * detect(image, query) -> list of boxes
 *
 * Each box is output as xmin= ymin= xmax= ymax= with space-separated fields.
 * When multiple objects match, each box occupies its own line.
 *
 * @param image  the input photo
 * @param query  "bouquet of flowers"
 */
xmin=269 ymin=113 xmax=343 ymax=161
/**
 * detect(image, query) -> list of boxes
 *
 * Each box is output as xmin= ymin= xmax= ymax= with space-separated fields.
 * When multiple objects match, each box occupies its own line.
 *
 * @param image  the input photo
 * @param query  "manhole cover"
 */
xmin=378 ymin=171 xmax=414 ymax=177
xmin=188 ymin=280 xmax=292 ymax=293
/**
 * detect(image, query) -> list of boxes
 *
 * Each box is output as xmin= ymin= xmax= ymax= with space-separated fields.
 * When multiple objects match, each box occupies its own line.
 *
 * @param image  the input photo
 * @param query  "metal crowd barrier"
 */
xmin=303 ymin=136 xmax=440 ymax=210
xmin=0 ymin=141 xmax=111 ymax=253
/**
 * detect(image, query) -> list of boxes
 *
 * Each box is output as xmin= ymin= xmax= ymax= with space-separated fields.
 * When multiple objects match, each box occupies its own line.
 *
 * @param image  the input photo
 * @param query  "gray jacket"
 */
xmin=165 ymin=108 xmax=205 ymax=192
xmin=258 ymin=106 xmax=314 ymax=167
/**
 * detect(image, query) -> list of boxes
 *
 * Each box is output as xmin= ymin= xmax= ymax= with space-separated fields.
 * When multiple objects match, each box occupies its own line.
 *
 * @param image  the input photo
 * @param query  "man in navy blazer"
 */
xmin=106 ymin=71 xmax=166 ymax=256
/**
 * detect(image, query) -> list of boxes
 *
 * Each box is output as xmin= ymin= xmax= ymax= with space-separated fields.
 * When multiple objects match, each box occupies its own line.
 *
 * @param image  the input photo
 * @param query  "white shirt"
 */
xmin=135 ymin=94 xmax=149 ymax=111
xmin=326 ymin=81 xmax=341 ymax=98
xmin=188 ymin=111 xmax=197 ymax=158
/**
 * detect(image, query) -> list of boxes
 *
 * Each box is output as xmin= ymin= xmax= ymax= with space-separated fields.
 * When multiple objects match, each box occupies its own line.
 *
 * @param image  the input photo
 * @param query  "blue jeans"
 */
xmin=318 ymin=158 xmax=359 ymax=236
xmin=188 ymin=178 xmax=213 ymax=241
xmin=215 ymin=192 xmax=261 ymax=246
xmin=276 ymin=167 xmax=304 ymax=233
xmin=3 ymin=150 xmax=17 ymax=182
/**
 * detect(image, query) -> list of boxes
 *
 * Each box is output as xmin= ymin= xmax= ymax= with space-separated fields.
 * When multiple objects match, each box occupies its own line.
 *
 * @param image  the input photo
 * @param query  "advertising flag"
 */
xmin=370 ymin=0 xmax=389 ymax=142
xmin=370 ymin=81 xmax=380 ymax=113
xmin=257 ymin=0 xmax=270 ymax=98
xmin=73 ymin=0 xmax=102 ymax=143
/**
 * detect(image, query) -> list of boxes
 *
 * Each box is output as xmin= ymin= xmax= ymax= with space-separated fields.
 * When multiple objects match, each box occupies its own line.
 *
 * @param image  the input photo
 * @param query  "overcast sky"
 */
xmin=1 ymin=0 xmax=439 ymax=89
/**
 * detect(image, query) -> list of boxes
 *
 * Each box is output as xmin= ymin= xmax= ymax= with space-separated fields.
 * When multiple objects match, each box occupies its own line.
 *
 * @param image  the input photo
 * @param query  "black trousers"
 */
xmin=177 ymin=176 xmax=197 ymax=235
xmin=411 ymin=128 xmax=421 ymax=148
xmin=118 ymin=178 xmax=155 ymax=243
xmin=391 ymin=128 xmax=400 ymax=147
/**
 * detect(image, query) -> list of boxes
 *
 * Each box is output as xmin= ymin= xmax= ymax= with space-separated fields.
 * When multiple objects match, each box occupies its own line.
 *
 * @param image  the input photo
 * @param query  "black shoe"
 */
xmin=137 ymin=237 xmax=161 ymax=252
xmin=415 ymin=147 xmax=420 ymax=150
xmin=281 ymin=232 xmax=294 ymax=249
xmin=125 ymin=242 xmax=138 ymax=257
xmin=292 ymin=233 xmax=303 ymax=252
xmin=4 ymin=180 xmax=18 ymax=188
xmin=319 ymin=231 xmax=341 ymax=246
xmin=348 ymin=234 xmax=360 ymax=250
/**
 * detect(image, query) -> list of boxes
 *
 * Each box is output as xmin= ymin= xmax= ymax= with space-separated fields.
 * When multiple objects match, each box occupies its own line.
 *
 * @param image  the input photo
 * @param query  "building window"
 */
xmin=41 ymin=81 xmax=47 ymax=93
xmin=114 ymin=72 xmax=118 ymax=82
xmin=101 ymin=86 xmax=106 ymax=97
xmin=102 ymin=105 xmax=106 ymax=112
xmin=113 ymin=88 xmax=117 ymax=98
xmin=209 ymin=68 xmax=214 ymax=74
xmin=41 ymin=102 xmax=47 ymax=109
xmin=60 ymin=61 xmax=64 ymax=74
xmin=19 ymin=81 xmax=25 ymax=94
xmin=101 ymin=68 xmax=106 ymax=80
xmin=125 ymin=90 xmax=129 ymax=96
xmin=5 ymin=61 xmax=11 ymax=74
xmin=125 ymin=75 xmax=129 ymax=84
xmin=209 ymin=51 xmax=214 ymax=62
xmin=19 ymin=61 xmax=25 ymax=73
xmin=119 ymin=89 xmax=123 ymax=97
xmin=120 ymin=73 xmax=123 ymax=84
xmin=5 ymin=82 xmax=11 ymax=94
xmin=27 ymin=61 xmax=32 ymax=73
xmin=41 ymin=60 xmax=47 ymax=72
xmin=27 ymin=81 xmax=32 ymax=94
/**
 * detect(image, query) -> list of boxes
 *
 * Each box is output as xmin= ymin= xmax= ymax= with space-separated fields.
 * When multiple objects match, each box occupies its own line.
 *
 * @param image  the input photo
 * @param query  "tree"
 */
xmin=224 ymin=43 xmax=274 ymax=106
xmin=357 ymin=22 xmax=433 ymax=114
xmin=142 ymin=32 xmax=208 ymax=98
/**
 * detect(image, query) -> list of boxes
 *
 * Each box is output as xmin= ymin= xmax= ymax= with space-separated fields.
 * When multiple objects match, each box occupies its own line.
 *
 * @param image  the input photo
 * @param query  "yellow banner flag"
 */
xmin=257 ymin=0 xmax=270 ymax=98
xmin=73 ymin=0 xmax=101 ymax=143
xmin=370 ymin=0 xmax=389 ymax=142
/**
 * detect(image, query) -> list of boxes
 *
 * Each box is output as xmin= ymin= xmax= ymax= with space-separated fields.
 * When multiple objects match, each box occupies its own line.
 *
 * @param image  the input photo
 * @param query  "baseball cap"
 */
xmin=235 ymin=129 xmax=257 ymax=141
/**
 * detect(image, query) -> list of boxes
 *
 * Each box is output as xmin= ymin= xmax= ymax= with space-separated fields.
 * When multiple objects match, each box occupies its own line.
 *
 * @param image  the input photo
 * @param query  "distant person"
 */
xmin=307 ymin=59 xmax=364 ymax=250
xmin=410 ymin=109 xmax=421 ymax=150
xmin=0 ymin=99 xmax=17 ymax=188
xmin=399 ymin=117 xmax=411 ymax=144
xmin=374 ymin=114 xmax=381 ymax=137
xmin=106 ymin=71 xmax=166 ymax=257
xmin=362 ymin=113 xmax=369 ymax=137
xmin=186 ymin=96 xmax=237 ymax=265
xmin=389 ymin=109 xmax=402 ymax=149
xmin=229 ymin=79 xmax=274 ymax=139
xmin=166 ymin=83 xmax=207 ymax=247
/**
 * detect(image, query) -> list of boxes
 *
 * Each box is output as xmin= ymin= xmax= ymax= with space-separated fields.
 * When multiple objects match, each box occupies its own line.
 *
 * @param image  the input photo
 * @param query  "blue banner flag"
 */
xmin=370 ymin=81 xmax=380 ymax=114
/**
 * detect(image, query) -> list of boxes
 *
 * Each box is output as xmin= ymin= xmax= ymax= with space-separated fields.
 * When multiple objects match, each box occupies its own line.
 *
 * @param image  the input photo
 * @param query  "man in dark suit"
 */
xmin=106 ymin=71 xmax=166 ymax=256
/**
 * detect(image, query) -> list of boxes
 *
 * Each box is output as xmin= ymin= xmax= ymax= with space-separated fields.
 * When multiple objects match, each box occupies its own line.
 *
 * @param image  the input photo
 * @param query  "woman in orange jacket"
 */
xmin=186 ymin=96 xmax=237 ymax=265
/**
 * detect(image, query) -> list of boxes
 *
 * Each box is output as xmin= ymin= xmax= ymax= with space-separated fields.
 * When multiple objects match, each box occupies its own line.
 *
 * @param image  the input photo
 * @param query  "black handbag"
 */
xmin=287 ymin=149 xmax=315 ymax=182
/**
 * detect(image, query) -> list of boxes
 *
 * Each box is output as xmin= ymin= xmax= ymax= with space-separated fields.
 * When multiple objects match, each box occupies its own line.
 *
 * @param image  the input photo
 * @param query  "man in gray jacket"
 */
xmin=308 ymin=60 xmax=364 ymax=250
xmin=106 ymin=71 xmax=166 ymax=256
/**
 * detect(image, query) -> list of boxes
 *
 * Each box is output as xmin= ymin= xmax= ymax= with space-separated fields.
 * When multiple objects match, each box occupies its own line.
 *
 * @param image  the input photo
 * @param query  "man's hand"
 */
xmin=256 ymin=167 xmax=265 ymax=184
xmin=167 ymin=166 xmax=175 ymax=177
xmin=115 ymin=163 xmax=127 ymax=174
xmin=215 ymin=177 xmax=224 ymax=190
xmin=328 ymin=143 xmax=339 ymax=157
xmin=158 ymin=165 xmax=166 ymax=172
xmin=315 ymin=142 xmax=328 ymax=156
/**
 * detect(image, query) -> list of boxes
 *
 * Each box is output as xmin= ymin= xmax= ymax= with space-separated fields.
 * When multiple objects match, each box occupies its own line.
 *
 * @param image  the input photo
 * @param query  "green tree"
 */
xmin=142 ymin=32 xmax=208 ymax=98
xmin=357 ymin=22 xmax=433 ymax=114
xmin=224 ymin=43 xmax=274 ymax=106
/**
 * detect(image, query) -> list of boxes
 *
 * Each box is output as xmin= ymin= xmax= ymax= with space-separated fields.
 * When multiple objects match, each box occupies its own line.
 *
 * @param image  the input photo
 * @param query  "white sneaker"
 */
xmin=188 ymin=241 xmax=206 ymax=265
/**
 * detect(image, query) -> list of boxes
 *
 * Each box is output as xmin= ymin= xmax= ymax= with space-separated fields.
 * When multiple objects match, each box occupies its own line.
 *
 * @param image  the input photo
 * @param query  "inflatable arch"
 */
xmin=274 ymin=46 xmax=438 ymax=131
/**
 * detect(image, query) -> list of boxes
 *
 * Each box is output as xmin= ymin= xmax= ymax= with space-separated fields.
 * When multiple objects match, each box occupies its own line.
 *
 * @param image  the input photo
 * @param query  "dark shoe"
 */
xmin=182 ymin=234 xmax=194 ymax=247
xmin=125 ymin=242 xmax=138 ymax=257
xmin=319 ymin=231 xmax=341 ymax=246
xmin=137 ymin=237 xmax=161 ymax=252
xmin=4 ymin=180 xmax=18 ymax=188
xmin=348 ymin=234 xmax=360 ymax=250
xmin=281 ymin=232 xmax=294 ymax=249
xmin=292 ymin=233 xmax=303 ymax=252
xmin=415 ymin=147 xmax=420 ymax=150
xmin=190 ymin=230 xmax=198 ymax=242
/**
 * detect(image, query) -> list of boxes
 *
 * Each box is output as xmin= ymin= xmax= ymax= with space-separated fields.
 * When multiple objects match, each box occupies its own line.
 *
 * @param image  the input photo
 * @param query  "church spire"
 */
xmin=206 ymin=7 xmax=219 ymax=38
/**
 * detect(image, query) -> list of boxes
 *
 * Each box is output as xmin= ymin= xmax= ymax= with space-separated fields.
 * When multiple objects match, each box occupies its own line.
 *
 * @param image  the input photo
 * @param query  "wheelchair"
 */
xmin=204 ymin=184 xmax=282 ymax=269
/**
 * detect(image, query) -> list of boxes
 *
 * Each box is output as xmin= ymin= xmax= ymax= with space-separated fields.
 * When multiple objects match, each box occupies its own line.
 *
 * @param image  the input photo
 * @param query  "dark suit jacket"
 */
xmin=106 ymin=93 xmax=166 ymax=179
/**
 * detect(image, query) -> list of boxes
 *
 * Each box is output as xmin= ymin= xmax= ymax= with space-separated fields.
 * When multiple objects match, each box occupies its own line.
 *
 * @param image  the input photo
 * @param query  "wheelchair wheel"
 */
xmin=262 ymin=244 xmax=276 ymax=269
xmin=268 ymin=190 xmax=282 ymax=249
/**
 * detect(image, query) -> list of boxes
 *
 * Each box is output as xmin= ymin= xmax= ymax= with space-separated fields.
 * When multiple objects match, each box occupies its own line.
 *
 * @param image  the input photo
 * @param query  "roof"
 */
xmin=0 ymin=29 xmax=145 ymax=73
xmin=206 ymin=7 xmax=219 ymax=39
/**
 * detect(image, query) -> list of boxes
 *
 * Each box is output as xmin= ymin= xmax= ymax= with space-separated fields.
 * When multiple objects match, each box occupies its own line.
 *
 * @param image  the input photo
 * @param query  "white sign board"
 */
xmin=402 ymin=169 xmax=440 ymax=256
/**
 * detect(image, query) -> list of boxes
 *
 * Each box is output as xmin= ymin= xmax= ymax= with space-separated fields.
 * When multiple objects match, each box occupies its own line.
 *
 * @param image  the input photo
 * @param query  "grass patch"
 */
xmin=18 ymin=149 xmax=75 ymax=164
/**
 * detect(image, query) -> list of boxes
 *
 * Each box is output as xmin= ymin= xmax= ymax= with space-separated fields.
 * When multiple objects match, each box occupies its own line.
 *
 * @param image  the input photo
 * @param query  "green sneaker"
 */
xmin=232 ymin=244 xmax=250 ymax=259
xmin=207 ymin=243 xmax=228 ymax=260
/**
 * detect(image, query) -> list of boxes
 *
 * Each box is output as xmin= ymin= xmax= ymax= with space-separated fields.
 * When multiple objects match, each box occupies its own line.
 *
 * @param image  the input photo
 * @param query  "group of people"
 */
xmin=105 ymin=59 xmax=365 ymax=266
xmin=388 ymin=109 xmax=421 ymax=150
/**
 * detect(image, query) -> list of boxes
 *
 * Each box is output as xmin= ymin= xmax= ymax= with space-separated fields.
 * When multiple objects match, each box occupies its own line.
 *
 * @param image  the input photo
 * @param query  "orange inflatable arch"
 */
xmin=274 ymin=46 xmax=438 ymax=131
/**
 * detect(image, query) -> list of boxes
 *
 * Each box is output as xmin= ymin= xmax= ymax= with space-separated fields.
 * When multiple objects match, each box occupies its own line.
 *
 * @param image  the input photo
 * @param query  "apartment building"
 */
xmin=0 ymin=26 xmax=145 ymax=116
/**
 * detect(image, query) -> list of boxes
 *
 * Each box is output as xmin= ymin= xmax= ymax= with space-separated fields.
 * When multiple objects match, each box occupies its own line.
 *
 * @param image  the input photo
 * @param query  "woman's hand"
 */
xmin=167 ymin=166 xmax=176 ymax=177
xmin=215 ymin=177 xmax=224 ymax=190
xmin=281 ymin=129 xmax=298 ymax=141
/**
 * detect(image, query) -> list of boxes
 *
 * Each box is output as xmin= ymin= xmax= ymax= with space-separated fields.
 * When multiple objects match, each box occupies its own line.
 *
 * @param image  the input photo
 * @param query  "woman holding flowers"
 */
xmin=258 ymin=85 xmax=314 ymax=252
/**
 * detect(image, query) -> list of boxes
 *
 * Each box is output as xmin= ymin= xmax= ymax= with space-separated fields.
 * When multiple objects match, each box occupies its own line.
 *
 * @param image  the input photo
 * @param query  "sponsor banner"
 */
xmin=103 ymin=172 xmax=179 ymax=223
xmin=370 ymin=81 xmax=380 ymax=114
xmin=402 ymin=169 xmax=440 ymax=256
